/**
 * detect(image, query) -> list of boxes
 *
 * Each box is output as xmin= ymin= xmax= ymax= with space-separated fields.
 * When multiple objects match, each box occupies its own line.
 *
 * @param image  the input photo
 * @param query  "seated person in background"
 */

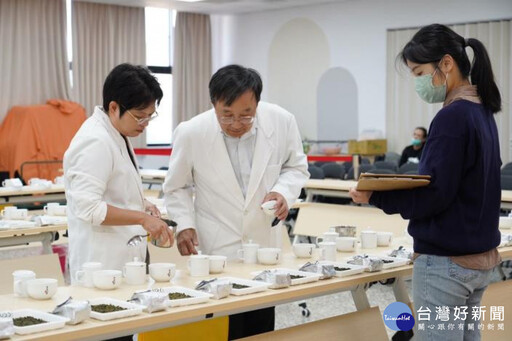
xmin=399 ymin=127 xmax=427 ymax=166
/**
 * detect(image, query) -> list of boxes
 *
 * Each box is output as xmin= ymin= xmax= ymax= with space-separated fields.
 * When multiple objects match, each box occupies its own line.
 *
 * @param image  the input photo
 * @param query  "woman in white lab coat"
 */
xmin=64 ymin=64 xmax=174 ymax=282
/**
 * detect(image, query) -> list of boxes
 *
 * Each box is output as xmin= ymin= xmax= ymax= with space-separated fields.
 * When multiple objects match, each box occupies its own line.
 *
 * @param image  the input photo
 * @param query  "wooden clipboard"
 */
xmin=356 ymin=173 xmax=431 ymax=191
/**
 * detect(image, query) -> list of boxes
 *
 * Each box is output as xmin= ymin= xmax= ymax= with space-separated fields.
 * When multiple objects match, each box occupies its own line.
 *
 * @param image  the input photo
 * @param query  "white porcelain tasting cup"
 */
xmin=26 ymin=278 xmax=58 ymax=300
xmin=13 ymin=270 xmax=36 ymax=297
xmin=257 ymin=248 xmax=281 ymax=265
xmin=318 ymin=242 xmax=337 ymax=261
xmin=316 ymin=231 xmax=339 ymax=244
xmin=44 ymin=204 xmax=67 ymax=216
xmin=1 ymin=207 xmax=28 ymax=220
xmin=336 ymin=237 xmax=357 ymax=252
xmin=360 ymin=231 xmax=378 ymax=249
xmin=2 ymin=178 xmax=23 ymax=188
xmin=75 ymin=262 xmax=103 ymax=287
xmin=209 ymin=255 xmax=227 ymax=274
xmin=237 ymin=241 xmax=259 ymax=264
xmin=261 ymin=200 xmax=277 ymax=215
xmin=149 ymin=263 xmax=176 ymax=282
xmin=377 ymin=232 xmax=393 ymax=247
xmin=92 ymin=270 xmax=123 ymax=290
xmin=188 ymin=255 xmax=210 ymax=277
xmin=123 ymin=261 xmax=147 ymax=285
xmin=292 ymin=243 xmax=315 ymax=258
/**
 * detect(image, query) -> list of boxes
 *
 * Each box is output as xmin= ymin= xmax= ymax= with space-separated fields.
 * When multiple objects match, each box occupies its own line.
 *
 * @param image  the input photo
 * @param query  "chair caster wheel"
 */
xmin=301 ymin=308 xmax=311 ymax=317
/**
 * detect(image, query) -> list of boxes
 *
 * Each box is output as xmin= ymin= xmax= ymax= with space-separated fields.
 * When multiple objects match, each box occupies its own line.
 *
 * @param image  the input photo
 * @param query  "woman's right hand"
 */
xmin=141 ymin=214 xmax=175 ymax=246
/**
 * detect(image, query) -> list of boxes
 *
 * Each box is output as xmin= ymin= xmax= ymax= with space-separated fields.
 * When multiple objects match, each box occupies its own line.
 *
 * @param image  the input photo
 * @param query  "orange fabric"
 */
xmin=0 ymin=100 xmax=86 ymax=181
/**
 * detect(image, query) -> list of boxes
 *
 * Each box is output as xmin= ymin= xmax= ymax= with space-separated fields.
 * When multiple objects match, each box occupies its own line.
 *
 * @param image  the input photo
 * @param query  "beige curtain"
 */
xmin=386 ymin=20 xmax=511 ymax=163
xmin=173 ymin=12 xmax=212 ymax=128
xmin=0 ymin=0 xmax=71 ymax=123
xmin=72 ymin=1 xmax=146 ymax=147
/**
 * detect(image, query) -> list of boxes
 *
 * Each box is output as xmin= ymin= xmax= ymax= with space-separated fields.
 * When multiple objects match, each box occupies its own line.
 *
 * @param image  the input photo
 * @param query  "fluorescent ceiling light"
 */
xmin=175 ymin=0 xmax=205 ymax=3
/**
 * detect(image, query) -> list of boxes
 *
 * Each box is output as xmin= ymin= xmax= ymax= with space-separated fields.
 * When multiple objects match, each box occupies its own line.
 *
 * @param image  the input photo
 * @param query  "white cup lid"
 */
xmin=13 ymin=270 xmax=36 ymax=278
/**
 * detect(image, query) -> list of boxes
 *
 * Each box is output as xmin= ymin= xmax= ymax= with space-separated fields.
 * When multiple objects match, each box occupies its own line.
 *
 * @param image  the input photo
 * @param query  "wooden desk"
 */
xmin=2 ymin=245 xmax=511 ymax=340
xmin=293 ymin=202 xmax=408 ymax=239
xmin=139 ymin=169 xmax=167 ymax=185
xmin=0 ymin=224 xmax=68 ymax=254
xmin=0 ymin=250 xmax=413 ymax=340
xmin=501 ymin=190 xmax=512 ymax=210
xmin=0 ymin=185 xmax=65 ymax=205
xmin=481 ymin=280 xmax=512 ymax=341
xmin=304 ymin=179 xmax=512 ymax=210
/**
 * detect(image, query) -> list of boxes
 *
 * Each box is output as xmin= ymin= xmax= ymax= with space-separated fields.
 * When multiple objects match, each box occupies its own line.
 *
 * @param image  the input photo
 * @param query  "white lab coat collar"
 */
xmin=92 ymin=106 xmax=143 ymax=197
xmin=205 ymin=106 xmax=275 ymax=207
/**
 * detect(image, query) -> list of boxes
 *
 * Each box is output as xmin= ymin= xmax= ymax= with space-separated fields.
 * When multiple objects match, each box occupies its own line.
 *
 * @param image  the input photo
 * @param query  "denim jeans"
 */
xmin=412 ymin=254 xmax=496 ymax=341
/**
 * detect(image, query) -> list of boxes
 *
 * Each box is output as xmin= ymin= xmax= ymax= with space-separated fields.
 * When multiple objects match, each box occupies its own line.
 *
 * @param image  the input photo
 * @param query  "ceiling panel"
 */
xmin=74 ymin=0 xmax=353 ymax=14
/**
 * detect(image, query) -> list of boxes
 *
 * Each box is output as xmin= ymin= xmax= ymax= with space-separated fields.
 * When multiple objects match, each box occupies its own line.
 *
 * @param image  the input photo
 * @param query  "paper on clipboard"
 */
xmin=356 ymin=173 xmax=431 ymax=191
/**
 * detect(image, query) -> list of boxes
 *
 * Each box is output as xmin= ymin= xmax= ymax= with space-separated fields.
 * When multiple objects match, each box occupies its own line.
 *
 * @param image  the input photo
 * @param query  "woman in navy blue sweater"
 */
xmin=350 ymin=24 xmax=502 ymax=341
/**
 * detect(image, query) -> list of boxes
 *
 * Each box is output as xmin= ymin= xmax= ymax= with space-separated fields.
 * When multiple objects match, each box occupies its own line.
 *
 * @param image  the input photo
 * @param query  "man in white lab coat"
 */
xmin=163 ymin=64 xmax=309 ymax=339
xmin=64 ymin=64 xmax=174 ymax=284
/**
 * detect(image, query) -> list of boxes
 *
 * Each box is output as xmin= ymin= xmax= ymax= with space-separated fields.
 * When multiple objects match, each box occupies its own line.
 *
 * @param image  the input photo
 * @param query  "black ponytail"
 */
xmin=400 ymin=24 xmax=502 ymax=114
xmin=466 ymin=38 xmax=502 ymax=113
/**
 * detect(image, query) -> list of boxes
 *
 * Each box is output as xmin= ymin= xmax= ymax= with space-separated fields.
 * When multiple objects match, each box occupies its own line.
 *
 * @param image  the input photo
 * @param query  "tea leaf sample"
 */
xmin=13 ymin=316 xmax=46 ymax=327
xmin=232 ymin=283 xmax=250 ymax=289
xmin=168 ymin=292 xmax=192 ymax=300
xmin=91 ymin=304 xmax=127 ymax=313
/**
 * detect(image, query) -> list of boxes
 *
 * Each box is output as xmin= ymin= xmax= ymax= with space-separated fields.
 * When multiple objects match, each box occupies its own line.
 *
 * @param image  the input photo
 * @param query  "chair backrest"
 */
xmin=342 ymin=161 xmax=353 ymax=173
xmin=374 ymin=160 xmax=398 ymax=172
xmin=404 ymin=169 xmax=419 ymax=175
xmin=320 ymin=163 xmax=345 ymax=179
xmin=307 ymin=165 xmax=325 ymax=179
xmin=502 ymin=162 xmax=512 ymax=170
xmin=0 ymin=253 xmax=65 ymax=294
xmin=360 ymin=158 xmax=371 ymax=165
xmin=501 ymin=175 xmax=512 ymax=190
xmin=313 ymin=161 xmax=329 ymax=168
xmin=384 ymin=151 xmax=401 ymax=164
xmin=398 ymin=162 xmax=419 ymax=174
xmin=346 ymin=164 xmax=375 ymax=180
xmin=501 ymin=167 xmax=512 ymax=176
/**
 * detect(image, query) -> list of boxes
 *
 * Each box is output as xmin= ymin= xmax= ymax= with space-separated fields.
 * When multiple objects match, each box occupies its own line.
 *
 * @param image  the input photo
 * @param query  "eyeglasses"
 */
xmin=219 ymin=116 xmax=255 ymax=125
xmin=125 ymin=109 xmax=159 ymax=125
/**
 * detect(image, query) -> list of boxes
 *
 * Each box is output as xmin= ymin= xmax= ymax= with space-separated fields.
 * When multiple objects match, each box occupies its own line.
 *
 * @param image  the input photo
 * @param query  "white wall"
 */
xmin=211 ymin=0 xmax=512 ymax=145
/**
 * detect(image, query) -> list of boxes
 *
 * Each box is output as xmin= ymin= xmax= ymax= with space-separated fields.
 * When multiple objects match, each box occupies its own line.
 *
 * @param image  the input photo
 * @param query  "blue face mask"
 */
xmin=414 ymin=67 xmax=447 ymax=103
xmin=411 ymin=138 xmax=422 ymax=146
